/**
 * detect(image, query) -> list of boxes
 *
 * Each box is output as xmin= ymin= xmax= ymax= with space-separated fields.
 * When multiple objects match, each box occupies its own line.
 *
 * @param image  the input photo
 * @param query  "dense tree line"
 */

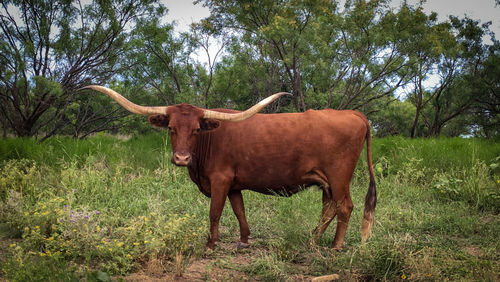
xmin=1 ymin=0 xmax=498 ymax=139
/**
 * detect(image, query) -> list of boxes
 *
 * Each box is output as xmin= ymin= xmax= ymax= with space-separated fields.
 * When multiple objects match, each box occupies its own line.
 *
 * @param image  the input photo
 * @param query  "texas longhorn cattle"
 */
xmin=81 ymin=85 xmax=376 ymax=250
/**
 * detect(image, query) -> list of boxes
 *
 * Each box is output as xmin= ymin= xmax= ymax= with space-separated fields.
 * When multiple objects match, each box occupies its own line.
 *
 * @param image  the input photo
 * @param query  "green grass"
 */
xmin=0 ymin=134 xmax=499 ymax=280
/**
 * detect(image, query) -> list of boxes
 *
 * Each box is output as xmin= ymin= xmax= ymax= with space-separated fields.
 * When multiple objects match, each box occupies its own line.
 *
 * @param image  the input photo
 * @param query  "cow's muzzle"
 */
xmin=172 ymin=152 xmax=192 ymax=166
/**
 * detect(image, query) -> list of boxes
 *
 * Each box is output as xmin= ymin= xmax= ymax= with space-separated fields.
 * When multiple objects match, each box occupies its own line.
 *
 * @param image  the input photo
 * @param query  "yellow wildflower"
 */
xmin=133 ymin=242 xmax=139 ymax=246
xmin=401 ymin=274 xmax=407 ymax=279
xmin=9 ymin=243 xmax=16 ymax=248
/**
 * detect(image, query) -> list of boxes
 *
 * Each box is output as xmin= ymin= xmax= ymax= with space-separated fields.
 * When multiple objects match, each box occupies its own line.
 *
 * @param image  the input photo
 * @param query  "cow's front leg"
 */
xmin=228 ymin=190 xmax=250 ymax=248
xmin=206 ymin=177 xmax=231 ymax=249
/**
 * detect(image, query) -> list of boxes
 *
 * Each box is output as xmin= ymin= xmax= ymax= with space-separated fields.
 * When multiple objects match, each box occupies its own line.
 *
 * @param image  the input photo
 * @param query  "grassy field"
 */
xmin=0 ymin=133 xmax=499 ymax=281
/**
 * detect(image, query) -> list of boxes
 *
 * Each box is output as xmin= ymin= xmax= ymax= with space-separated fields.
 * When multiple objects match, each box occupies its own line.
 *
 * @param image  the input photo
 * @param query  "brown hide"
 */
xmin=151 ymin=107 xmax=377 ymax=250
xmin=191 ymin=109 xmax=365 ymax=195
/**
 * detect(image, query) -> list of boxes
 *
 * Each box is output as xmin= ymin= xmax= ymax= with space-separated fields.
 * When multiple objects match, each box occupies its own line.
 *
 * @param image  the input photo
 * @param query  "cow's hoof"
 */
xmin=204 ymin=241 xmax=217 ymax=255
xmin=235 ymin=241 xmax=249 ymax=249
xmin=204 ymin=247 xmax=215 ymax=256
xmin=331 ymin=243 xmax=344 ymax=251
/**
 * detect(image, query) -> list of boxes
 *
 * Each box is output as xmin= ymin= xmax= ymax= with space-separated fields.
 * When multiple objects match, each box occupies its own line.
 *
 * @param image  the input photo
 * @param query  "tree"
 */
xmin=432 ymin=19 xmax=500 ymax=138
xmin=369 ymin=98 xmax=415 ymax=137
xmin=470 ymin=42 xmax=500 ymax=138
xmin=417 ymin=17 xmax=496 ymax=137
xmin=199 ymin=0 xmax=335 ymax=112
xmin=210 ymin=40 xmax=291 ymax=111
xmin=202 ymin=0 xmax=420 ymax=114
xmin=0 ymin=0 xmax=162 ymax=138
xmin=190 ymin=23 xmax=229 ymax=108
xmin=304 ymin=0 xmax=411 ymax=111
xmin=126 ymin=17 xmax=193 ymax=105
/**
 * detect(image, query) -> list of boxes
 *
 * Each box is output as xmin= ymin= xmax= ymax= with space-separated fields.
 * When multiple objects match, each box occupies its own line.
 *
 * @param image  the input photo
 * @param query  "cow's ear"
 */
xmin=148 ymin=115 xmax=169 ymax=128
xmin=200 ymin=119 xmax=220 ymax=131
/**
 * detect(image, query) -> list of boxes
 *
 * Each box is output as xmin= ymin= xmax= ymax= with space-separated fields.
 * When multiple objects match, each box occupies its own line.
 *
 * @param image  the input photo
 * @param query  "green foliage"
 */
xmin=0 ymin=134 xmax=208 ymax=278
xmin=243 ymin=253 xmax=289 ymax=281
xmin=3 ymin=253 xmax=78 ymax=282
xmin=432 ymin=160 xmax=500 ymax=211
xmin=0 ymin=159 xmax=39 ymax=202
xmin=0 ymin=0 xmax=164 ymax=138
xmin=126 ymin=17 xmax=201 ymax=106
xmin=371 ymin=99 xmax=415 ymax=137
xmin=0 ymin=162 xmax=206 ymax=277
xmin=1 ymin=136 xmax=500 ymax=279
xmin=1 ymin=0 xmax=498 ymax=139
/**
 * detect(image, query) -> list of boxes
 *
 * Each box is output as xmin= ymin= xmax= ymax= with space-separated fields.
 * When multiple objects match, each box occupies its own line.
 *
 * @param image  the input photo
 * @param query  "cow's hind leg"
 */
xmin=330 ymin=178 xmax=354 ymax=250
xmin=228 ymin=190 xmax=250 ymax=248
xmin=313 ymin=189 xmax=337 ymax=243
xmin=302 ymin=170 xmax=336 ymax=243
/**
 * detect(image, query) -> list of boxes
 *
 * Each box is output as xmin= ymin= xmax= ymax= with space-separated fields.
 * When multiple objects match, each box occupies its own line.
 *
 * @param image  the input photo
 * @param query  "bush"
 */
xmin=433 ymin=160 xmax=500 ymax=212
xmin=0 ymin=157 xmax=206 ymax=277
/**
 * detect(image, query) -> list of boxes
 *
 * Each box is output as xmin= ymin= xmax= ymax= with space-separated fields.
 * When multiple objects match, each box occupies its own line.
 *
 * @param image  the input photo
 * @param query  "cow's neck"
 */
xmin=187 ymin=131 xmax=213 ymax=196
xmin=192 ymin=131 xmax=212 ymax=173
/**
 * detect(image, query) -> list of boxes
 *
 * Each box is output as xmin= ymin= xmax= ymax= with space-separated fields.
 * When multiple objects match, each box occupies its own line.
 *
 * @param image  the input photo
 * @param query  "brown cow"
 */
xmin=81 ymin=85 xmax=376 ymax=250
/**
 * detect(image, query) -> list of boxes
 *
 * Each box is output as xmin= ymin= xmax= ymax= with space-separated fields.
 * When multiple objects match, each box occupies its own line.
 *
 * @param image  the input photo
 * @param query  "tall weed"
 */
xmin=433 ymin=160 xmax=500 ymax=211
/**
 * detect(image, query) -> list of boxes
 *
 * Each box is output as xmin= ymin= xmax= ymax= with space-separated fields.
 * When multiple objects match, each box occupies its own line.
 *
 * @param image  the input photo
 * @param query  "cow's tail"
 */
xmin=361 ymin=121 xmax=377 ymax=243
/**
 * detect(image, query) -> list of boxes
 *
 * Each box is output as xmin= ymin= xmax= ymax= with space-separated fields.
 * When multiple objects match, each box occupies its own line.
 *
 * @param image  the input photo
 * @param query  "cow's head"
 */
xmin=147 ymin=103 xmax=220 ymax=166
xmin=80 ymin=85 xmax=289 ymax=166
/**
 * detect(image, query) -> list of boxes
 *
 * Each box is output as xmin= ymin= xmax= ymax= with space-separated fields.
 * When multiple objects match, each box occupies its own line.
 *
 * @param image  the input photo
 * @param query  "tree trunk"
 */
xmin=292 ymin=63 xmax=306 ymax=112
xmin=14 ymin=120 xmax=35 ymax=137
xmin=410 ymin=106 xmax=420 ymax=138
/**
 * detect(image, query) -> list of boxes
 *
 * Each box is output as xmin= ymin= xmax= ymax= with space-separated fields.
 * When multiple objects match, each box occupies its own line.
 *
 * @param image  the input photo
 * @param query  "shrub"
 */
xmin=433 ymin=160 xmax=500 ymax=212
xmin=0 ymin=158 xmax=206 ymax=277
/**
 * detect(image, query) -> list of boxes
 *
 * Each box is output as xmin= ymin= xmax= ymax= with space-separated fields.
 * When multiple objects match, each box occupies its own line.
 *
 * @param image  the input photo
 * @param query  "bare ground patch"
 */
xmin=121 ymin=240 xmax=321 ymax=281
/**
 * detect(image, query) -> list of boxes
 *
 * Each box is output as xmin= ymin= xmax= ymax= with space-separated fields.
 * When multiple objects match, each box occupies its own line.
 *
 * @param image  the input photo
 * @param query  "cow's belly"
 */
xmin=232 ymin=161 xmax=319 ymax=194
xmin=247 ymin=184 xmax=308 ymax=197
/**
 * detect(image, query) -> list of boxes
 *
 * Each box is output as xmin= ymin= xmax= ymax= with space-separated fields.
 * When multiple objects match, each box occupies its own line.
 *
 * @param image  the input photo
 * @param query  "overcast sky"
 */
xmin=164 ymin=0 xmax=500 ymax=38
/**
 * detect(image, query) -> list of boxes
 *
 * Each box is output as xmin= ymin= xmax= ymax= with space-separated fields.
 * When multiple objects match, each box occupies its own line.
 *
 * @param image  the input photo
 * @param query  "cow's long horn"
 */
xmin=78 ymin=85 xmax=167 ymax=115
xmin=202 ymin=92 xmax=291 ymax=121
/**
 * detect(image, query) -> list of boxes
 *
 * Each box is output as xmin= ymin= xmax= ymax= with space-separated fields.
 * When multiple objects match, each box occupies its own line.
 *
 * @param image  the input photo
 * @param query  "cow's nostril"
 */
xmin=173 ymin=152 xmax=191 ymax=165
